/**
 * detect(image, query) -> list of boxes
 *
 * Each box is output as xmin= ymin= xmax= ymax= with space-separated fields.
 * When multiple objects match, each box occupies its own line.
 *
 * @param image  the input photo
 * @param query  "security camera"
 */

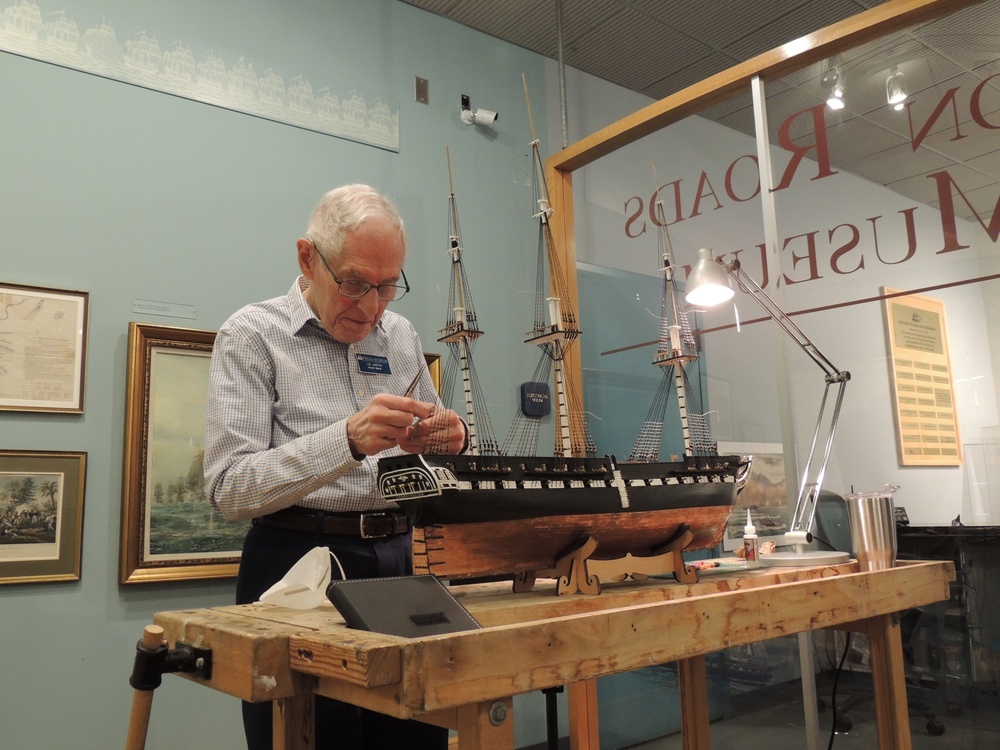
xmin=470 ymin=108 xmax=497 ymax=125
xmin=460 ymin=107 xmax=498 ymax=126
xmin=460 ymin=95 xmax=498 ymax=127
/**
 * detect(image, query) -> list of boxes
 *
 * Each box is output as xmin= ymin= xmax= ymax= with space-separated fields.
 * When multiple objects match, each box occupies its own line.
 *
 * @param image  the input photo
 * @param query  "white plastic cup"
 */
xmin=844 ymin=490 xmax=897 ymax=571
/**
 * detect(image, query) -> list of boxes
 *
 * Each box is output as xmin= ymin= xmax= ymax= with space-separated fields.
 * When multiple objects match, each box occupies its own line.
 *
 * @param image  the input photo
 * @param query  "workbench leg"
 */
xmin=455 ymin=697 xmax=514 ymax=749
xmin=125 ymin=688 xmax=155 ymax=750
xmin=567 ymin=679 xmax=600 ymax=749
xmin=798 ymin=631 xmax=821 ymax=750
xmin=272 ymin=694 xmax=314 ymax=750
xmin=678 ymin=656 xmax=711 ymax=750
xmin=867 ymin=614 xmax=913 ymax=750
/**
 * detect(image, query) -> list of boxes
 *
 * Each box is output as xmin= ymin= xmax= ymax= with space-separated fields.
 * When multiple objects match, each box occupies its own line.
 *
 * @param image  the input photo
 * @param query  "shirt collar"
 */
xmin=289 ymin=276 xmax=317 ymax=335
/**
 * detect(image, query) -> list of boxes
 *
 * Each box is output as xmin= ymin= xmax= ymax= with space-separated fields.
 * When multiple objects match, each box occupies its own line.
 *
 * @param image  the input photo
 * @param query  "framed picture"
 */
xmin=718 ymin=442 xmax=791 ymax=551
xmin=424 ymin=352 xmax=442 ymax=394
xmin=0 ymin=450 xmax=86 ymax=585
xmin=0 ymin=282 xmax=89 ymax=413
xmin=120 ymin=323 xmax=248 ymax=584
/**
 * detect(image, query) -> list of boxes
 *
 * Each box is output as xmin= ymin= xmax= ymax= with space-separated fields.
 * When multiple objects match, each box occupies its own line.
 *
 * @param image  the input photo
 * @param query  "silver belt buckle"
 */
xmin=359 ymin=512 xmax=389 ymax=539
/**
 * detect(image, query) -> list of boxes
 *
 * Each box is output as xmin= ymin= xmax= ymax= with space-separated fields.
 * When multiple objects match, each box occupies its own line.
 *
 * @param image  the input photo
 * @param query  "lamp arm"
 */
xmin=790 ymin=376 xmax=849 ymax=537
xmin=726 ymin=260 xmax=851 ymax=541
xmin=727 ymin=261 xmax=846 ymax=381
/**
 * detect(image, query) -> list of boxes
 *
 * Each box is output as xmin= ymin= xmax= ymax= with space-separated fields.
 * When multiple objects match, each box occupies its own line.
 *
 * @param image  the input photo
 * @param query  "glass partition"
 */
xmin=560 ymin=0 xmax=1000 ymax=538
xmin=553 ymin=1 xmax=998 ymax=745
xmin=751 ymin=1 xmax=1000 ymax=525
xmin=575 ymin=91 xmax=770 ymax=473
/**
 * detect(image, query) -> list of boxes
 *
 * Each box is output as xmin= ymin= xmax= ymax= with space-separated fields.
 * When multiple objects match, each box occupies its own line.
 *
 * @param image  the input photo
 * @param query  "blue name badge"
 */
xmin=356 ymin=354 xmax=391 ymax=375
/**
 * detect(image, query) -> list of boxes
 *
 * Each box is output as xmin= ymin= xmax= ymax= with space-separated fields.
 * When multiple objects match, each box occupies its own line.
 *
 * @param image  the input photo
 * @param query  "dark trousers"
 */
xmin=237 ymin=521 xmax=449 ymax=750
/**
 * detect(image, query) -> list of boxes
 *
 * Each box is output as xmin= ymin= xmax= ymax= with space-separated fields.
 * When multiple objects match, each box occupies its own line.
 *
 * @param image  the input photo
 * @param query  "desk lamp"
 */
xmin=686 ymin=248 xmax=851 ymax=566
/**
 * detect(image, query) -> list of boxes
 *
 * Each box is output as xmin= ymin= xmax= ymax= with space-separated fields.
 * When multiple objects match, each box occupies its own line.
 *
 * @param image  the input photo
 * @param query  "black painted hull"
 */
xmin=378 ymin=453 xmax=746 ymax=525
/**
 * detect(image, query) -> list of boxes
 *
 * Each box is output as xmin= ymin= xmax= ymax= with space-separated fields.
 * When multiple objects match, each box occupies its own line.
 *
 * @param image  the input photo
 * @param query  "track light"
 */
xmin=886 ymin=66 xmax=908 ymax=110
xmin=460 ymin=94 xmax=498 ymax=127
xmin=821 ymin=57 xmax=845 ymax=110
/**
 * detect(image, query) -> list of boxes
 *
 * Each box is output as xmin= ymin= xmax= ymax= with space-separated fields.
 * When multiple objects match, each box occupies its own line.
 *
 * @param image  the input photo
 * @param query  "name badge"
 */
xmin=356 ymin=354 xmax=391 ymax=374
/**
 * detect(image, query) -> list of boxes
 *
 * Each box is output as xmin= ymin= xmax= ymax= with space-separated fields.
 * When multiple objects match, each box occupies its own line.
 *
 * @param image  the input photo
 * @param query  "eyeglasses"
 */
xmin=311 ymin=241 xmax=409 ymax=302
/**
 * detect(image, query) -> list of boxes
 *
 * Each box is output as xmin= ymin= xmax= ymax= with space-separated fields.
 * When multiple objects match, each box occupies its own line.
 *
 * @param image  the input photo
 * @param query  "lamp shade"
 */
xmin=684 ymin=248 xmax=735 ymax=307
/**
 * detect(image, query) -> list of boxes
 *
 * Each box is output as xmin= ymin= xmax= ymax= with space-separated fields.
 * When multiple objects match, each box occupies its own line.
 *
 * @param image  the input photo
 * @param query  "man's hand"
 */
xmin=346 ymin=394 xmax=465 ymax=457
xmin=398 ymin=406 xmax=467 ymax=455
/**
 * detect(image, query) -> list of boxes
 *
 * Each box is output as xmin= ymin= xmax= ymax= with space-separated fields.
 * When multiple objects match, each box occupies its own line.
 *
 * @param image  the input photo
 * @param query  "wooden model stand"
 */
xmin=514 ymin=527 xmax=697 ymax=595
xmin=129 ymin=560 xmax=953 ymax=750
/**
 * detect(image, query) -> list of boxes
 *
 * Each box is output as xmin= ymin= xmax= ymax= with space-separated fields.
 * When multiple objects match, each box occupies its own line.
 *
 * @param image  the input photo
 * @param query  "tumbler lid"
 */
xmin=845 ymin=483 xmax=899 ymax=501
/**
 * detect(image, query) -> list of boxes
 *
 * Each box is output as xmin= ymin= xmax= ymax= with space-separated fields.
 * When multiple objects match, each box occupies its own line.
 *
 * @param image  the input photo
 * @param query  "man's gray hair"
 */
xmin=306 ymin=184 xmax=407 ymax=261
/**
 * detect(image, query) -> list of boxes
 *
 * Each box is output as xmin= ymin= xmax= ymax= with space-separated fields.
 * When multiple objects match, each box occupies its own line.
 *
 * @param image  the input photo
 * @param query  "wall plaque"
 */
xmin=882 ymin=287 xmax=961 ymax=467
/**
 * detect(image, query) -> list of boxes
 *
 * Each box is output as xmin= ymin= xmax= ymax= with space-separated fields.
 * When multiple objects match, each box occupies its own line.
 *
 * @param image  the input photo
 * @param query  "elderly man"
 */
xmin=205 ymin=184 xmax=465 ymax=750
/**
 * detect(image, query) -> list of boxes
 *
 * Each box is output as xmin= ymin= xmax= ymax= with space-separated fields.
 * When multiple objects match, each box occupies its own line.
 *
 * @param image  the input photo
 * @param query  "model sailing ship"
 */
xmin=379 ymin=94 xmax=750 ymax=594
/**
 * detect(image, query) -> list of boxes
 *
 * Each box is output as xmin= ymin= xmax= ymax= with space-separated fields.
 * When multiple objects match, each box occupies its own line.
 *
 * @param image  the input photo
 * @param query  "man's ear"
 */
xmin=296 ymin=238 xmax=314 ymax=277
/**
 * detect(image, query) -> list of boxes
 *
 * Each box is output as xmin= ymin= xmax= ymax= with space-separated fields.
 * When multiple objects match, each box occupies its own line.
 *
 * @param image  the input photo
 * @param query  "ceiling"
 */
xmin=401 ymin=0 xmax=1000 ymax=220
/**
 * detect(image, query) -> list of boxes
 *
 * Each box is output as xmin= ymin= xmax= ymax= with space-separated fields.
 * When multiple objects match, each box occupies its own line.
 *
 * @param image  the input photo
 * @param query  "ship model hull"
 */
xmin=378 ymin=453 xmax=748 ymax=582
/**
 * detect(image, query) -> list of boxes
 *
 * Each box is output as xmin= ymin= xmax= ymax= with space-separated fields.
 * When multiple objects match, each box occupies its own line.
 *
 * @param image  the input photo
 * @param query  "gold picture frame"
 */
xmin=0 ymin=282 xmax=89 ymax=413
xmin=120 ymin=323 xmax=248 ymax=584
xmin=0 ymin=450 xmax=87 ymax=585
xmin=424 ymin=352 xmax=442 ymax=394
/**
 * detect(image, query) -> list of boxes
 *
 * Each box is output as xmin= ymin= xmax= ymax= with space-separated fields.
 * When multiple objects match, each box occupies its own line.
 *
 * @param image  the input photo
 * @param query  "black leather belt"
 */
xmin=255 ymin=507 xmax=409 ymax=539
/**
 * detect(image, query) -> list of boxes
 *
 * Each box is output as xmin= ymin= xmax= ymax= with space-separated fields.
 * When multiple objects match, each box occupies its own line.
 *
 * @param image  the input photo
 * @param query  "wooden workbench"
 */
xmin=150 ymin=560 xmax=953 ymax=749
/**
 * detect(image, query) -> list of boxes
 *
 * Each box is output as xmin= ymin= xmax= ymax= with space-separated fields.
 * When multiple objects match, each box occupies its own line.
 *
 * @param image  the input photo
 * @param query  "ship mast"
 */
xmin=651 ymin=165 xmax=697 ymax=457
xmin=628 ymin=165 xmax=715 ymax=461
xmin=437 ymin=147 xmax=495 ymax=456
xmin=521 ymin=75 xmax=583 ymax=458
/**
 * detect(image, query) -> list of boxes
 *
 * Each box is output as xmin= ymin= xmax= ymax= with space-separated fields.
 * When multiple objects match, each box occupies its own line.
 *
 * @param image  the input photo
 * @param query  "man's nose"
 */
xmin=355 ymin=288 xmax=382 ymax=312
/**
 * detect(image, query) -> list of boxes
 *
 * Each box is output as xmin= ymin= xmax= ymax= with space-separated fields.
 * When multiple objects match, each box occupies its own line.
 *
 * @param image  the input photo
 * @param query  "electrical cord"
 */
xmin=827 ymin=631 xmax=852 ymax=750
xmin=811 ymin=532 xmax=837 ymax=551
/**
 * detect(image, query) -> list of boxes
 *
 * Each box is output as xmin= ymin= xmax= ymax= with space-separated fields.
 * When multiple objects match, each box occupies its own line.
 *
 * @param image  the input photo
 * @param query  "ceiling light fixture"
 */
xmin=820 ymin=57 xmax=845 ymax=110
xmin=886 ymin=66 xmax=908 ymax=110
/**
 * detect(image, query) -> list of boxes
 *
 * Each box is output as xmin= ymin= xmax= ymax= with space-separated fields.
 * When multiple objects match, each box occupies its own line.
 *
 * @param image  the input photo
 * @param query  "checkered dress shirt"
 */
xmin=204 ymin=277 xmax=439 ymax=520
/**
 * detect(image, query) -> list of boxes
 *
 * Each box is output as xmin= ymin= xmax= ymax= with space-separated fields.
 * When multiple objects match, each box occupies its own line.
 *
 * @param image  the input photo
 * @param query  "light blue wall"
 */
xmin=0 ymin=2 xmax=551 ymax=748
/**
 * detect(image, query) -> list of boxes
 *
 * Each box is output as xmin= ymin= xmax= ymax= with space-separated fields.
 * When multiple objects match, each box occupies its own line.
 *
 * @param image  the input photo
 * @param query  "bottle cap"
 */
xmin=744 ymin=508 xmax=756 ymax=535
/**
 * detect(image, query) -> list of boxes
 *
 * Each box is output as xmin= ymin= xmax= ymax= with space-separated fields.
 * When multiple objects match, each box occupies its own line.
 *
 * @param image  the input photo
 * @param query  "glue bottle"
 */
xmin=743 ymin=509 xmax=760 ymax=568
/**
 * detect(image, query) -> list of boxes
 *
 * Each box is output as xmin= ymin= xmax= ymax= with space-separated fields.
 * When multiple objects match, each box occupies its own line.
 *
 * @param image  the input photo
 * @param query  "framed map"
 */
xmin=0 ymin=283 xmax=89 ymax=413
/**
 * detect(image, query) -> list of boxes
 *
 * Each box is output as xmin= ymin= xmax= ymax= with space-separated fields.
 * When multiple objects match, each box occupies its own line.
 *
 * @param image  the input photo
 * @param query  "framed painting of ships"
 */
xmin=0 ymin=450 xmax=87 ymax=585
xmin=119 ymin=323 xmax=248 ymax=584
